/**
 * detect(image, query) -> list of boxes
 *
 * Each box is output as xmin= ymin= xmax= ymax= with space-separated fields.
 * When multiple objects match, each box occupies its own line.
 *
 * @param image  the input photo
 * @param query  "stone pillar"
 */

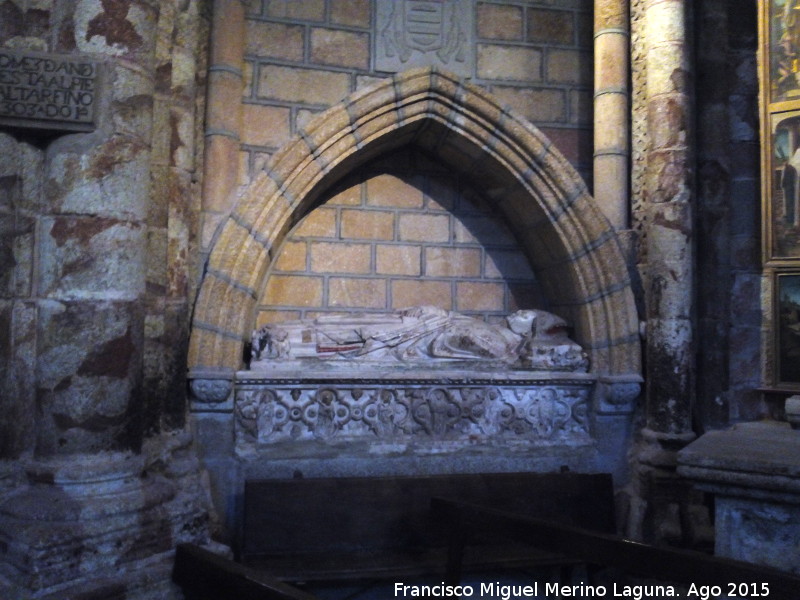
xmin=594 ymin=0 xmax=630 ymax=230
xmin=201 ymin=0 xmax=246 ymax=254
xmin=621 ymin=0 xmax=697 ymax=547
xmin=0 ymin=2 xmax=210 ymax=596
xmin=643 ymin=0 xmax=694 ymax=438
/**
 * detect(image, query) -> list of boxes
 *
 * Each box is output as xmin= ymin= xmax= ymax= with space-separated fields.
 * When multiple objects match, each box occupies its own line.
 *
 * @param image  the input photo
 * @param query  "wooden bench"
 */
xmin=239 ymin=471 xmax=615 ymax=583
xmin=433 ymin=497 xmax=800 ymax=599
xmin=172 ymin=543 xmax=317 ymax=600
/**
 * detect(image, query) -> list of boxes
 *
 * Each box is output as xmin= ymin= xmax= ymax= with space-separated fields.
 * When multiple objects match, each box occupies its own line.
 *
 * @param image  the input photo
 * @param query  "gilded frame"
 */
xmin=761 ymin=2 xmax=800 ymax=389
xmin=775 ymin=271 xmax=800 ymax=387
xmin=766 ymin=109 xmax=800 ymax=260
xmin=762 ymin=0 xmax=800 ymax=264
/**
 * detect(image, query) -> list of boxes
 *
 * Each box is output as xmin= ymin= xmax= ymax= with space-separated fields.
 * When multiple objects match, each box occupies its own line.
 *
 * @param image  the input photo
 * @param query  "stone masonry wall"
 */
xmin=256 ymin=146 xmax=546 ymax=327
xmin=225 ymin=0 xmax=594 ymax=255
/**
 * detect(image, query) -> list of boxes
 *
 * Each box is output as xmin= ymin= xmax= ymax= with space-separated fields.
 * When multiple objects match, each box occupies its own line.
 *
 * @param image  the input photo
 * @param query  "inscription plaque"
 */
xmin=0 ymin=49 xmax=98 ymax=133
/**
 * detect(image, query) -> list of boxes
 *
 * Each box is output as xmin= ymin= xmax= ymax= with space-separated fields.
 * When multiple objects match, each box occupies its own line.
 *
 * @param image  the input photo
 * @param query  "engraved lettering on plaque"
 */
xmin=0 ymin=49 xmax=99 ymax=133
xmin=376 ymin=0 xmax=473 ymax=76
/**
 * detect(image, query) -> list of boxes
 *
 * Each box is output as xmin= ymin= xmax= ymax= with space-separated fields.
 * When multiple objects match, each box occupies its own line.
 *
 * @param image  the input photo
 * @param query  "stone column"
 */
xmin=0 ymin=2 xmax=210 ymax=596
xmin=594 ymin=0 xmax=630 ymax=230
xmin=200 ymin=0 xmax=246 ymax=254
xmin=643 ymin=0 xmax=694 ymax=438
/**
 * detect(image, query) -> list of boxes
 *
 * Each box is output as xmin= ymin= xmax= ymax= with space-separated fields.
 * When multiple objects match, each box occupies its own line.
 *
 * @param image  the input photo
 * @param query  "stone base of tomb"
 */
xmin=0 ymin=431 xmax=212 ymax=599
xmin=234 ymin=368 xmax=597 ymax=459
xmin=188 ymin=366 xmax=642 ymax=542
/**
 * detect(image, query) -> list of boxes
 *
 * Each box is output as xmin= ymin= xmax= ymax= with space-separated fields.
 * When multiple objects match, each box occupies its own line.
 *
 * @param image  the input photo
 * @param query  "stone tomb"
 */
xmin=234 ymin=307 xmax=595 ymax=458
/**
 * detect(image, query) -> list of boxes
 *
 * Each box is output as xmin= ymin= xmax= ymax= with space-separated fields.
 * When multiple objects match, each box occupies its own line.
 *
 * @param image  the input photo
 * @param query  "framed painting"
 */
xmin=776 ymin=271 xmax=800 ymax=387
xmin=766 ymin=110 xmax=800 ymax=260
xmin=768 ymin=0 xmax=800 ymax=105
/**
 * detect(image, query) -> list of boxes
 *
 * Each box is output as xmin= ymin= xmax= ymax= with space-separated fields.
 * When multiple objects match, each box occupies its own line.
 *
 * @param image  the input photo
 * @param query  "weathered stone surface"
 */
xmin=40 ymin=216 xmax=145 ymax=298
xmin=528 ymin=8 xmax=574 ymax=44
xmin=310 ymin=28 xmax=369 ymax=70
xmin=0 ymin=301 xmax=37 ymax=459
xmin=35 ymin=300 xmax=143 ymax=455
xmin=477 ymin=3 xmax=523 ymax=41
xmin=0 ymin=432 xmax=211 ymax=595
xmin=477 ymin=44 xmax=542 ymax=81
xmin=234 ymin=371 xmax=594 ymax=459
xmin=74 ymin=0 xmax=158 ymax=60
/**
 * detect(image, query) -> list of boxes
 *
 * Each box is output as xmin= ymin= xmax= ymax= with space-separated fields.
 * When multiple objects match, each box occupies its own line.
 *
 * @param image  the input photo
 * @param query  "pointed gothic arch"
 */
xmin=188 ymin=67 xmax=641 ymax=381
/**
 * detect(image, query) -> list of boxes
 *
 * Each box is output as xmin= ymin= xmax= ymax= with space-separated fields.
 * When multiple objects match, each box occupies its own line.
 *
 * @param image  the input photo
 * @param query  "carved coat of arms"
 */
xmin=376 ymin=0 xmax=472 ymax=75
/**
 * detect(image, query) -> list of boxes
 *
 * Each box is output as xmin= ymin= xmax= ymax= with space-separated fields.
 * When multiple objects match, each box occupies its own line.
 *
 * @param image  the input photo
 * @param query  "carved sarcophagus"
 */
xmin=234 ymin=307 xmax=596 ymax=457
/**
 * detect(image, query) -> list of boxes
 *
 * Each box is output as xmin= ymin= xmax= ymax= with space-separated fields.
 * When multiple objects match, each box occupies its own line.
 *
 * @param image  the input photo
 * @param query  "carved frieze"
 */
xmin=234 ymin=377 xmax=593 ymax=455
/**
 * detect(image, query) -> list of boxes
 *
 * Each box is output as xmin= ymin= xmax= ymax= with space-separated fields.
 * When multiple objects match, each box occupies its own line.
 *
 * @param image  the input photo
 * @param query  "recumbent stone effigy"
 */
xmin=235 ymin=307 xmax=594 ymax=456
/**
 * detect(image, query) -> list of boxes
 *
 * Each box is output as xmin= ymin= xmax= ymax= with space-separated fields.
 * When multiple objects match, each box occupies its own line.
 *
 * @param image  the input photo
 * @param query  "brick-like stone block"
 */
xmin=263 ymin=275 xmax=323 ymax=307
xmin=294 ymin=207 xmax=337 ymax=238
xmin=341 ymin=209 xmax=394 ymax=240
xmin=329 ymin=277 xmax=386 ymax=308
xmin=258 ymin=65 xmax=351 ymax=106
xmin=528 ymin=9 xmax=575 ymax=45
xmin=246 ymin=20 xmax=304 ymax=61
xmin=274 ymin=241 xmax=307 ymax=271
xmin=546 ymin=49 xmax=592 ymax=84
xmin=398 ymin=213 xmax=449 ymax=242
xmin=327 ymin=181 xmax=362 ymax=206
xmin=425 ymin=247 xmax=481 ymax=278
xmin=256 ymin=309 xmax=302 ymax=327
xmin=376 ymin=244 xmax=421 ymax=276
xmin=241 ymin=103 xmax=291 ymax=147
xmin=40 ymin=217 xmax=145 ymax=298
xmin=311 ymin=28 xmax=369 ymax=70
xmin=456 ymin=281 xmax=505 ymax=311
xmin=477 ymin=45 xmax=542 ymax=82
xmin=331 ymin=0 xmax=371 ymax=28
xmin=366 ymin=173 xmax=424 ymax=208
xmin=265 ymin=0 xmax=325 ymax=21
xmin=391 ymin=280 xmax=451 ymax=309
xmin=310 ymin=241 xmax=371 ymax=273
xmin=477 ymin=3 xmax=523 ymax=40
xmin=492 ymin=86 xmax=567 ymax=124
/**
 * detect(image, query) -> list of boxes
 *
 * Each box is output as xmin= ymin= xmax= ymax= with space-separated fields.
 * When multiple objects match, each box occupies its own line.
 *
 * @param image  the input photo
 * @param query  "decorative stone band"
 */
xmin=233 ymin=372 xmax=595 ymax=458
